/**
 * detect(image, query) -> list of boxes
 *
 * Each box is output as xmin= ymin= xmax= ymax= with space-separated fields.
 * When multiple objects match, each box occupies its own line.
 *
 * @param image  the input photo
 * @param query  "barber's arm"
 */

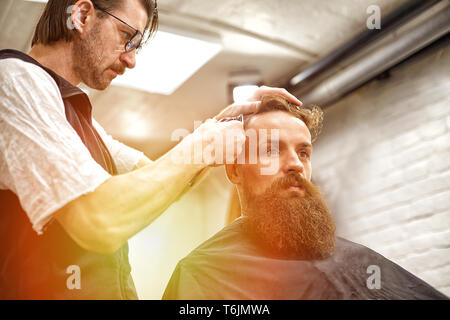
xmin=132 ymin=155 xmax=153 ymax=169
xmin=55 ymin=86 xmax=302 ymax=255
xmin=133 ymin=151 xmax=212 ymax=201
xmin=55 ymin=118 xmax=242 ymax=254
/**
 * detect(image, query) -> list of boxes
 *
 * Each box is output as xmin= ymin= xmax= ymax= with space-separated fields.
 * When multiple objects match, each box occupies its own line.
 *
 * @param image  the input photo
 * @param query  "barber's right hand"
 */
xmin=214 ymin=85 xmax=302 ymax=121
xmin=173 ymin=118 xmax=245 ymax=167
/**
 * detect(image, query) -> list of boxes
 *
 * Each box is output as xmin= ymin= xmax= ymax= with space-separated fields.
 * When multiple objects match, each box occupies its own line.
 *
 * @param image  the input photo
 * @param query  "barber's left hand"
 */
xmin=214 ymin=85 xmax=302 ymax=121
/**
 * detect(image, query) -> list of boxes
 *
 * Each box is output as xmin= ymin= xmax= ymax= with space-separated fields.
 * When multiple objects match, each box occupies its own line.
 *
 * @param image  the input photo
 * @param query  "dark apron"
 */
xmin=0 ymin=49 xmax=138 ymax=299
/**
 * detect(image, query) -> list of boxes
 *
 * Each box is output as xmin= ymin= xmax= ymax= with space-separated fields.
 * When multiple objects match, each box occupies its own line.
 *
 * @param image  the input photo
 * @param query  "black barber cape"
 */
xmin=163 ymin=217 xmax=448 ymax=300
xmin=0 ymin=49 xmax=137 ymax=299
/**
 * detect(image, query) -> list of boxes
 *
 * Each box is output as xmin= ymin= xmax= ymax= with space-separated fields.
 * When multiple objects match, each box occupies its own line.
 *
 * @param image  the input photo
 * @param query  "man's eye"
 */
xmin=299 ymin=151 xmax=310 ymax=158
xmin=122 ymin=31 xmax=131 ymax=40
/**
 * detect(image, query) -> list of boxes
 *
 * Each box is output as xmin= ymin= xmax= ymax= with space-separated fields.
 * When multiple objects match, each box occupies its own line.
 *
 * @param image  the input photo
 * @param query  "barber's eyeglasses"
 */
xmin=92 ymin=2 xmax=143 ymax=52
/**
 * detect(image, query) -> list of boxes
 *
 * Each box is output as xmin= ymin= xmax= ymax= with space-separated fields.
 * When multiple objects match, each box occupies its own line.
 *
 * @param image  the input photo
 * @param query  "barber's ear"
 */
xmin=71 ymin=0 xmax=95 ymax=35
xmin=225 ymin=164 xmax=242 ymax=185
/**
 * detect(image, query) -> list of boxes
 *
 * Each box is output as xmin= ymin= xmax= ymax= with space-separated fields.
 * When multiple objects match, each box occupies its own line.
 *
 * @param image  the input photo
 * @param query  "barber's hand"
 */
xmin=214 ymin=85 xmax=302 ymax=121
xmin=174 ymin=118 xmax=245 ymax=167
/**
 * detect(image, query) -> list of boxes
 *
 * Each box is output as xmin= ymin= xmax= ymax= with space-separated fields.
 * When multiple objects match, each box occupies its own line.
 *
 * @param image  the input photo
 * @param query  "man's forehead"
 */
xmin=246 ymin=110 xmax=312 ymax=145
xmin=247 ymin=110 xmax=309 ymax=133
xmin=115 ymin=0 xmax=148 ymax=33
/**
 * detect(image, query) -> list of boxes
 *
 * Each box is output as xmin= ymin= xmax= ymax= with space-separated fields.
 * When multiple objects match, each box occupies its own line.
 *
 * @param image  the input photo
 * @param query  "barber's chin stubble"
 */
xmin=242 ymin=175 xmax=336 ymax=260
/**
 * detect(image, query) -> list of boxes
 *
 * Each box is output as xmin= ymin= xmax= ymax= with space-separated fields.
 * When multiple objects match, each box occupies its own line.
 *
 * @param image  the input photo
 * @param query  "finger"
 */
xmin=217 ymin=119 xmax=244 ymax=130
xmin=215 ymin=101 xmax=261 ymax=120
xmin=257 ymin=86 xmax=302 ymax=106
xmin=251 ymin=86 xmax=303 ymax=106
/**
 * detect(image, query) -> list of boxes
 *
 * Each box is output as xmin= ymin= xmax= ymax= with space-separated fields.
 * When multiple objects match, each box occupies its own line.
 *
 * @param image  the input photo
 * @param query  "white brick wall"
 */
xmin=313 ymin=44 xmax=450 ymax=297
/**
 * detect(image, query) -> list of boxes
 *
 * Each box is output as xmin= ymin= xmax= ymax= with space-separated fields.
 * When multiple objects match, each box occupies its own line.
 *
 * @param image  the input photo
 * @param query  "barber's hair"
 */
xmin=249 ymin=95 xmax=324 ymax=142
xmin=31 ymin=0 xmax=158 ymax=46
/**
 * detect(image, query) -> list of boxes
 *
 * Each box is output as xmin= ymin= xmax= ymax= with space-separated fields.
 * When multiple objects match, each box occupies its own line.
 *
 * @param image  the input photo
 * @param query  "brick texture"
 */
xmin=313 ymin=44 xmax=450 ymax=297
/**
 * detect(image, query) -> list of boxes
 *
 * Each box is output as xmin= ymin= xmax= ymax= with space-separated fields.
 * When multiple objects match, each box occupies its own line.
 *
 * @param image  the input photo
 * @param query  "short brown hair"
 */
xmin=31 ymin=0 xmax=158 ymax=46
xmin=247 ymin=95 xmax=324 ymax=142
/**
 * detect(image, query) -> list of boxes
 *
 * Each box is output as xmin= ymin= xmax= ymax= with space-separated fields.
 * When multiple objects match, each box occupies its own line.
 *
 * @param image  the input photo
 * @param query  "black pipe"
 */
xmin=288 ymin=0 xmax=441 ymax=95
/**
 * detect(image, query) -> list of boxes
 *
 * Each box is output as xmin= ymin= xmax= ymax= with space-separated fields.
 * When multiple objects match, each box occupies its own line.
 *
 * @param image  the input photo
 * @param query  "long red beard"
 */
xmin=242 ymin=174 xmax=336 ymax=260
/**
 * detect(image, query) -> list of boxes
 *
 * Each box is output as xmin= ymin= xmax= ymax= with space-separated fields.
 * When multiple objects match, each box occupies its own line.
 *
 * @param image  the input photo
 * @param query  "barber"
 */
xmin=0 ymin=0 xmax=302 ymax=299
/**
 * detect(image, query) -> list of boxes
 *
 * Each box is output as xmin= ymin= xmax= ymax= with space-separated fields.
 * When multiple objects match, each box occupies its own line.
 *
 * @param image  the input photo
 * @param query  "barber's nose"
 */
xmin=284 ymin=150 xmax=304 ymax=175
xmin=120 ymin=49 xmax=136 ymax=69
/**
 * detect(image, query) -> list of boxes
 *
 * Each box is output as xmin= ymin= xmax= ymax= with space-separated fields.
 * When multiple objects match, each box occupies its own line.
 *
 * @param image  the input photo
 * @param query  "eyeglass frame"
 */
xmin=92 ymin=2 xmax=144 ymax=52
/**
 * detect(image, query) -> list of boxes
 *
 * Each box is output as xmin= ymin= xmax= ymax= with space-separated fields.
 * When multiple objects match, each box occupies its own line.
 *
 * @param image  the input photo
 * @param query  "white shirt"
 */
xmin=0 ymin=58 xmax=143 ymax=235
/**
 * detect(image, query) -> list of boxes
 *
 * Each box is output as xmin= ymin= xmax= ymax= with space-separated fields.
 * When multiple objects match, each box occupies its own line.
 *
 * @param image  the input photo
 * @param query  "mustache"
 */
xmin=272 ymin=173 xmax=309 ymax=190
xmin=111 ymin=65 xmax=126 ymax=75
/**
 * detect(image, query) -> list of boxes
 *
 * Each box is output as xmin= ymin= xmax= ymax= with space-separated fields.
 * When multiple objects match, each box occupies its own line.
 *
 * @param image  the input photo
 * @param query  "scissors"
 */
xmin=218 ymin=114 xmax=244 ymax=123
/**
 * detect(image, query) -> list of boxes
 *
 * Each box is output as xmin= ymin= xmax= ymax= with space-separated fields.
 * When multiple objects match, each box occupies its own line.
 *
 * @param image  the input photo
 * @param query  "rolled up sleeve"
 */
xmin=0 ymin=59 xmax=111 ymax=235
xmin=92 ymin=119 xmax=144 ymax=174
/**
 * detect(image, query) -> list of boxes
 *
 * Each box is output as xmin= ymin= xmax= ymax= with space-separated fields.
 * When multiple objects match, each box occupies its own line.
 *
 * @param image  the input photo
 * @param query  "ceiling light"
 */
xmin=228 ymin=71 xmax=263 ymax=104
xmin=233 ymin=85 xmax=259 ymax=103
xmin=112 ymin=28 xmax=222 ymax=95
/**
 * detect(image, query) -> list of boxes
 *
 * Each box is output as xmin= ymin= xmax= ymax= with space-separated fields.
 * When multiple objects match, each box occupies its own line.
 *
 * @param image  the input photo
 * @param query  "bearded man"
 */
xmin=162 ymin=95 xmax=448 ymax=300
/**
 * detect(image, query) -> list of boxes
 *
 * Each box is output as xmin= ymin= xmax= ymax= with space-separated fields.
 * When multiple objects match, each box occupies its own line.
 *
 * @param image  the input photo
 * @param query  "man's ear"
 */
xmin=225 ymin=163 xmax=242 ymax=185
xmin=71 ymin=0 xmax=96 ymax=35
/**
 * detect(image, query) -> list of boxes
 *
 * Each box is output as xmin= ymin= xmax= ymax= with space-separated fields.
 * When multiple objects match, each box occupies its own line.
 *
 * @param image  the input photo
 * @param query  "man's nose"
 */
xmin=283 ymin=150 xmax=304 ymax=175
xmin=120 ymin=49 xmax=137 ymax=69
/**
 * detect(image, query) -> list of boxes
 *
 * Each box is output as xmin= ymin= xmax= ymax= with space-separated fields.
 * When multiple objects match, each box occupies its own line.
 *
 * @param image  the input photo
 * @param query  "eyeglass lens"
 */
xmin=126 ymin=33 xmax=143 ymax=52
